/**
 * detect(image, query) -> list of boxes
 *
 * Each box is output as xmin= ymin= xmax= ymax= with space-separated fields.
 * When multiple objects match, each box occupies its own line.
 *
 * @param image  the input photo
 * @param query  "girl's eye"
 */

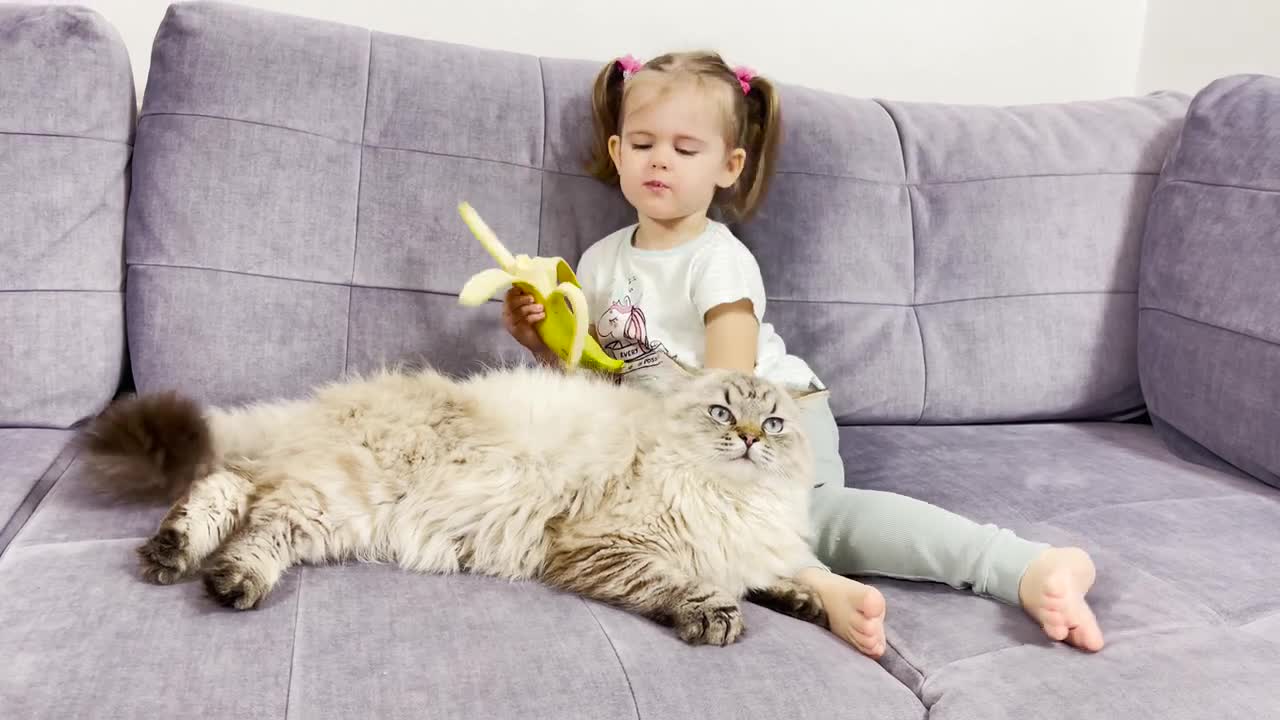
xmin=708 ymin=405 xmax=734 ymax=424
xmin=676 ymin=149 xmax=697 ymax=156
xmin=630 ymin=143 xmax=652 ymax=151
xmin=763 ymin=417 xmax=785 ymax=434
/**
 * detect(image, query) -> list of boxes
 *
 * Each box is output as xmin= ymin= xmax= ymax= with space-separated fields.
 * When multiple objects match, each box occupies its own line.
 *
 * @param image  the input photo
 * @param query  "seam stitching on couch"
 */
xmin=0 ymin=288 xmax=119 ymax=294
xmin=1139 ymin=306 xmax=1280 ymax=348
xmin=1166 ymin=177 xmax=1280 ymax=196
xmin=536 ymin=58 xmax=547 ymax=255
xmin=580 ymin=600 xmax=642 ymax=720
xmin=1034 ymin=516 xmax=1233 ymax=625
xmin=131 ymin=113 xmax=1161 ymax=187
xmin=1043 ymin=492 xmax=1263 ymax=525
xmin=0 ymin=129 xmax=131 ymax=146
xmin=282 ymin=569 xmax=306 ymax=719
xmin=137 ymin=111 xmax=538 ymax=173
xmin=6 ymin=535 xmax=149 ymax=552
xmin=126 ymin=262 xmax=1138 ymax=309
xmin=873 ymin=99 xmax=928 ymax=424
xmin=777 ymin=168 xmax=1160 ymax=187
xmin=913 ymin=170 xmax=1159 ymax=187
xmin=342 ymin=33 xmax=375 ymax=376
xmin=920 ymin=617 xmax=1242 ymax=694
xmin=881 ymin=640 xmax=928 ymax=697
xmin=0 ymin=443 xmax=80 ymax=560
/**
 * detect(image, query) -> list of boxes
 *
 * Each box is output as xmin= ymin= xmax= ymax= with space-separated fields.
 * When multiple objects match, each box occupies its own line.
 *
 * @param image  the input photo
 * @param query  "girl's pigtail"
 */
xmin=732 ymin=74 xmax=782 ymax=221
xmin=587 ymin=59 xmax=626 ymax=183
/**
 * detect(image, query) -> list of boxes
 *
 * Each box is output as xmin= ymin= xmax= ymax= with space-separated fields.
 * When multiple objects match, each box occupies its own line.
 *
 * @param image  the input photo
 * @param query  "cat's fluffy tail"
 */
xmin=78 ymin=391 xmax=214 ymax=502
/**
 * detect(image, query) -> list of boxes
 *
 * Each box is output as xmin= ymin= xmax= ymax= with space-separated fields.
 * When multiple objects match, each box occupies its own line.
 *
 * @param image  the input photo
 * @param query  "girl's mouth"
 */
xmin=643 ymin=180 xmax=669 ymax=191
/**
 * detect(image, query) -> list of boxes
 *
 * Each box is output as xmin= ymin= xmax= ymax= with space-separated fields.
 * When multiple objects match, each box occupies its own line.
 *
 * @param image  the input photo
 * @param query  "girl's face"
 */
xmin=608 ymin=78 xmax=746 ymax=223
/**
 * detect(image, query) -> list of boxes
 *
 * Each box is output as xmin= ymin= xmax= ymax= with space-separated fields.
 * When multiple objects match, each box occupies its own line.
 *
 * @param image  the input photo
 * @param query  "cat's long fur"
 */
xmin=80 ymin=365 xmax=828 ymax=645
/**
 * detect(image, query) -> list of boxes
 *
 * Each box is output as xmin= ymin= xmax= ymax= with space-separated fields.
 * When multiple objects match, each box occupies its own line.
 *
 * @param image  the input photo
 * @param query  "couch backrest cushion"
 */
xmin=1138 ymin=74 xmax=1280 ymax=488
xmin=0 ymin=5 xmax=133 ymax=428
xmin=127 ymin=1 xmax=1187 ymax=424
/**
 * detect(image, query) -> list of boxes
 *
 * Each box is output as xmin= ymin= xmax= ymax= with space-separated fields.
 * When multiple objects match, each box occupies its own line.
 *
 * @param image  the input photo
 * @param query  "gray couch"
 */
xmin=2 ymin=3 xmax=1277 ymax=718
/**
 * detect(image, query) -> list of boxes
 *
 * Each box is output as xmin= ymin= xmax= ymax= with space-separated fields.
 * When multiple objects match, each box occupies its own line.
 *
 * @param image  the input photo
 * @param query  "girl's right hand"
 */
xmin=502 ymin=287 xmax=550 ymax=355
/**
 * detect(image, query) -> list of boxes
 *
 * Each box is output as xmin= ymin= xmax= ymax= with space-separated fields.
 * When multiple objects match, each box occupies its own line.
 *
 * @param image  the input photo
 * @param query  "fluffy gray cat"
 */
xmin=80 ymin=365 xmax=827 ymax=646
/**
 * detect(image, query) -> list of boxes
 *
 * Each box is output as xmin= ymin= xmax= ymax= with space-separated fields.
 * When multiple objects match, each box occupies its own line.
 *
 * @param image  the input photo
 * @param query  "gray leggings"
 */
xmin=800 ymin=393 xmax=1046 ymax=606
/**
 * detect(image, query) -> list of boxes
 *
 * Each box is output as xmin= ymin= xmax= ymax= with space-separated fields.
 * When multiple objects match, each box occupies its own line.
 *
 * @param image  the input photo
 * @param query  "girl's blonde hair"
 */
xmin=587 ymin=51 xmax=781 ymax=222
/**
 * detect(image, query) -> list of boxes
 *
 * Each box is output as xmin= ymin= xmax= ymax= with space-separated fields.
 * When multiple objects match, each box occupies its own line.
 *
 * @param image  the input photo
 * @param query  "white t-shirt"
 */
xmin=575 ymin=220 xmax=822 ymax=391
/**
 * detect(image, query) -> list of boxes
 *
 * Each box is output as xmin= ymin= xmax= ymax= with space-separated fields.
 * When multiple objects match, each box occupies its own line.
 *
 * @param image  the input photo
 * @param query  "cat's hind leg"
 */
xmin=201 ymin=502 xmax=301 ymax=610
xmin=137 ymin=466 xmax=253 ymax=585
xmin=201 ymin=461 xmax=369 ymax=610
xmin=747 ymin=577 xmax=828 ymax=627
xmin=543 ymin=537 xmax=745 ymax=646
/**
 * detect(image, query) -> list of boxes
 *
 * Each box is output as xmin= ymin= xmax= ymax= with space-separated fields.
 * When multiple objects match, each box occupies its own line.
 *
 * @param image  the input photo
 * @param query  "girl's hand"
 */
xmin=502 ymin=287 xmax=552 ymax=357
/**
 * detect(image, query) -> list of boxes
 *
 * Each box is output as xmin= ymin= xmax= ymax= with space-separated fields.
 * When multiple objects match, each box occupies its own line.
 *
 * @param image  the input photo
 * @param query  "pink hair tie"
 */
xmin=733 ymin=65 xmax=756 ymax=94
xmin=617 ymin=54 xmax=644 ymax=80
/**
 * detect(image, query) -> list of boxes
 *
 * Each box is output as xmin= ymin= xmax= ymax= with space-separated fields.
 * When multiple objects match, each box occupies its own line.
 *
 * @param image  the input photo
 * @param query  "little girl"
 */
xmin=503 ymin=51 xmax=1104 ymax=657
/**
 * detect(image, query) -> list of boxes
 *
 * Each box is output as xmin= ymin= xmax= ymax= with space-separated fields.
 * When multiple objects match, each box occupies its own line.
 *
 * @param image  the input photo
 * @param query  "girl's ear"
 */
xmin=608 ymin=135 xmax=622 ymax=170
xmin=718 ymin=147 xmax=747 ymax=189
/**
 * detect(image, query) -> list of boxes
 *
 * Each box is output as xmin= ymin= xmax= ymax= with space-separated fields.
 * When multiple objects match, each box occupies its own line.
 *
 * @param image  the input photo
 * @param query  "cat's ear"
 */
xmin=787 ymin=386 xmax=830 ymax=410
xmin=670 ymin=355 xmax=703 ymax=378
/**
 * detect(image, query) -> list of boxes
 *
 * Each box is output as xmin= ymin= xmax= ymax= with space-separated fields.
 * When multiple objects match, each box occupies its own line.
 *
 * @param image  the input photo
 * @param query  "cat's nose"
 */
xmin=738 ymin=432 xmax=757 ymax=448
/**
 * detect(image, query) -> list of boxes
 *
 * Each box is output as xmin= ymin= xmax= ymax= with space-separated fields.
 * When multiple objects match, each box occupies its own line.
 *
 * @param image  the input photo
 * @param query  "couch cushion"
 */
xmin=1138 ymin=74 xmax=1280 ymax=488
xmin=0 ymin=539 xmax=299 ymax=717
xmin=838 ymin=422 xmax=1280 ymax=717
xmin=0 ymin=430 xmax=75 ymax=553
xmin=0 ymin=5 xmax=132 ymax=428
xmin=5 ymin=459 xmax=926 ymax=719
xmin=127 ymin=2 xmax=1185 ymax=425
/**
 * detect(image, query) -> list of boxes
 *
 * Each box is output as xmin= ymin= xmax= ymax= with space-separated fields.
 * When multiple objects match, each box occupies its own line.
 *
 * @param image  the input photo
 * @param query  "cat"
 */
xmin=79 ymin=364 xmax=828 ymax=646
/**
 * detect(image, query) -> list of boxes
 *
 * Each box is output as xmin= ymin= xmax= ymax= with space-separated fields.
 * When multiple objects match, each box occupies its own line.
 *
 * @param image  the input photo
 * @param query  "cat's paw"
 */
xmin=749 ymin=580 xmax=827 ymax=626
xmin=674 ymin=598 xmax=744 ymax=646
xmin=202 ymin=559 xmax=269 ymax=610
xmin=137 ymin=527 xmax=192 ymax=585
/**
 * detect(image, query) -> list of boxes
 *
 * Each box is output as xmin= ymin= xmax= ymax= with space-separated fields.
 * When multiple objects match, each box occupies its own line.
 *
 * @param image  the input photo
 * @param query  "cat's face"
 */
xmin=665 ymin=370 xmax=811 ymax=485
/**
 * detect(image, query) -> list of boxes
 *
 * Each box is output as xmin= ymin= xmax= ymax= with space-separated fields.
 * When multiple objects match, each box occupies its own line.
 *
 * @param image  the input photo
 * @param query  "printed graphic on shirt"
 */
xmin=593 ymin=275 xmax=672 ymax=376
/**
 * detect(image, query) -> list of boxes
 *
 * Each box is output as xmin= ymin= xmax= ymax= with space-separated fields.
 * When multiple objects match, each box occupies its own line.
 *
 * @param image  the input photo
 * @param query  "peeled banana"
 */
xmin=456 ymin=202 xmax=624 ymax=374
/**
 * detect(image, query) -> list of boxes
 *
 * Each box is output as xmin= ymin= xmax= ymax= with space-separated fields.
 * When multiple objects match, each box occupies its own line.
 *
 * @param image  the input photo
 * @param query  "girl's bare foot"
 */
xmin=796 ymin=567 xmax=887 ymax=658
xmin=1018 ymin=547 xmax=1105 ymax=652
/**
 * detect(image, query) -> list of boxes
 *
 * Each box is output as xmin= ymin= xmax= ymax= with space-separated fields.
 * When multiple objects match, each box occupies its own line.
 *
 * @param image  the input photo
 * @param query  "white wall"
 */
xmin=1138 ymin=0 xmax=1280 ymax=95
xmin=46 ymin=1 xmax=1280 ymax=104
xmin=72 ymin=0 xmax=1151 ymax=105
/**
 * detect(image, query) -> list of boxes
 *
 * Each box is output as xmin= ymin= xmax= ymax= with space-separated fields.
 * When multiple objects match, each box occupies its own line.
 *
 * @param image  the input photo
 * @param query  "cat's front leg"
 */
xmin=542 ymin=541 xmax=744 ymax=646
xmin=747 ymin=576 xmax=828 ymax=628
xmin=669 ymin=585 xmax=746 ymax=646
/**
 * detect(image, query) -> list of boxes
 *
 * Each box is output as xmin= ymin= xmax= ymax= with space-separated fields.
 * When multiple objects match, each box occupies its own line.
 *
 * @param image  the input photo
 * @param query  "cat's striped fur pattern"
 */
xmin=81 ymin=365 xmax=828 ymax=645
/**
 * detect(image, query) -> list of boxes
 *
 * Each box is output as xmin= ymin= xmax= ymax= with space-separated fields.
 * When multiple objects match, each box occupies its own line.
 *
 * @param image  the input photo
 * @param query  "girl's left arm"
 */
xmin=703 ymin=299 xmax=759 ymax=374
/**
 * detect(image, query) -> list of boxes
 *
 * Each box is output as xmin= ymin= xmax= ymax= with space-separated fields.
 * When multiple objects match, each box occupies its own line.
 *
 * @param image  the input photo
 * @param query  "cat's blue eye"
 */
xmin=763 ymin=417 xmax=784 ymax=434
xmin=709 ymin=405 xmax=734 ymax=424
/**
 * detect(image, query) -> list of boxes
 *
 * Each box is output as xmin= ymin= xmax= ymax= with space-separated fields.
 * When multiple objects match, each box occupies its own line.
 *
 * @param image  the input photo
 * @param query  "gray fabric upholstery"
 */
xmin=0 ymin=5 xmax=132 ymax=428
xmin=0 ymin=538 xmax=298 ymax=718
xmin=125 ymin=1 xmax=1186 ymax=426
xmin=840 ymin=422 xmax=1280 ymax=717
xmin=0 ymin=430 xmax=75 ymax=553
xmin=1138 ymin=74 xmax=1280 ymax=487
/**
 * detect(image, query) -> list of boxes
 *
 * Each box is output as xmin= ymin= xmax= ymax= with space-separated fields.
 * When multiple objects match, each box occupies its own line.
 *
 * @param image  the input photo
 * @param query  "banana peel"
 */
xmin=456 ymin=202 xmax=624 ymax=374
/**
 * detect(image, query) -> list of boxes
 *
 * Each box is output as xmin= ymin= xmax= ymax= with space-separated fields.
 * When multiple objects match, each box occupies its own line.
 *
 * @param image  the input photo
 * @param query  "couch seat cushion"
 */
xmin=838 ymin=422 xmax=1280 ymax=718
